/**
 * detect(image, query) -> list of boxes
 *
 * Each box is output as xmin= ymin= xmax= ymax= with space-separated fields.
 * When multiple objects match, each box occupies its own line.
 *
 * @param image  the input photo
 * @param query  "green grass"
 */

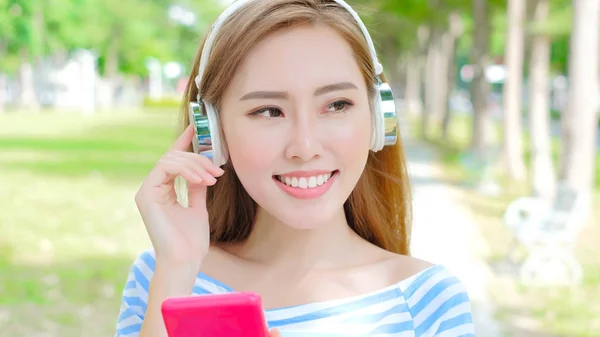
xmin=416 ymin=114 xmax=600 ymax=337
xmin=0 ymin=110 xmax=181 ymax=336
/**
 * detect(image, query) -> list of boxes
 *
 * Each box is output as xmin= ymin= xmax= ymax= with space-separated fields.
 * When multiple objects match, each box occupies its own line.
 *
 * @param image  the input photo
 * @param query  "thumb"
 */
xmin=269 ymin=328 xmax=282 ymax=337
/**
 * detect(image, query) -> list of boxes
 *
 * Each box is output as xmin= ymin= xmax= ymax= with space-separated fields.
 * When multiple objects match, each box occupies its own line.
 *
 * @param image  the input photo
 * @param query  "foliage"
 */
xmin=0 ymin=0 xmax=575 ymax=78
xmin=0 ymin=0 xmax=225 ymax=75
xmin=361 ymin=0 xmax=572 ymax=73
xmin=529 ymin=0 xmax=573 ymax=37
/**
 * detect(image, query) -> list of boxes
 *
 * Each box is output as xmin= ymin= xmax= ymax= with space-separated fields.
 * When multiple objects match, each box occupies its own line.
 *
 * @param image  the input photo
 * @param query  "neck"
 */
xmin=231 ymin=206 xmax=362 ymax=270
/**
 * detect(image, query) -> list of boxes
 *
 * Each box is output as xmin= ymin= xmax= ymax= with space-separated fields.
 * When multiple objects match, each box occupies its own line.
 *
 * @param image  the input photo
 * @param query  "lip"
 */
xmin=273 ymin=170 xmax=338 ymax=200
xmin=276 ymin=170 xmax=334 ymax=178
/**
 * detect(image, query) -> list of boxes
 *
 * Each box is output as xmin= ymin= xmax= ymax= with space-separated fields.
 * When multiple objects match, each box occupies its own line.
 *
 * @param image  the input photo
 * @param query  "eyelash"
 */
xmin=248 ymin=99 xmax=355 ymax=119
xmin=249 ymin=107 xmax=284 ymax=119
xmin=326 ymin=99 xmax=354 ymax=114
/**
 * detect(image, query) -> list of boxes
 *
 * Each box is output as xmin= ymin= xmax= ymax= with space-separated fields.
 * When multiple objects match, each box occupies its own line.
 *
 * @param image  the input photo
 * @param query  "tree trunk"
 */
xmin=0 ymin=75 xmax=5 ymax=113
xmin=423 ymin=18 xmax=455 ymax=140
xmin=416 ymin=25 xmax=429 ymax=138
xmin=392 ymin=56 xmax=404 ymax=94
xmin=442 ymin=11 xmax=463 ymax=139
xmin=103 ymin=25 xmax=122 ymax=109
xmin=528 ymin=0 xmax=556 ymax=200
xmin=560 ymin=0 xmax=600 ymax=200
xmin=18 ymin=48 xmax=39 ymax=112
xmin=423 ymin=27 xmax=444 ymax=140
xmin=502 ymin=0 xmax=527 ymax=182
xmin=470 ymin=0 xmax=492 ymax=157
xmin=382 ymin=40 xmax=402 ymax=92
xmin=0 ymin=41 xmax=6 ymax=113
xmin=404 ymin=53 xmax=422 ymax=116
xmin=32 ymin=1 xmax=45 ymax=58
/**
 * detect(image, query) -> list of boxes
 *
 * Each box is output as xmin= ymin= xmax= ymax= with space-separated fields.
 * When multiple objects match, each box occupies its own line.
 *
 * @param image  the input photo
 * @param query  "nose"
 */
xmin=284 ymin=111 xmax=323 ymax=161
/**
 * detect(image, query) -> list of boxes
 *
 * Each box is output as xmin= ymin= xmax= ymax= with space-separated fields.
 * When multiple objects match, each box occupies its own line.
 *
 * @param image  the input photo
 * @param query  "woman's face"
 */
xmin=220 ymin=24 xmax=372 ymax=229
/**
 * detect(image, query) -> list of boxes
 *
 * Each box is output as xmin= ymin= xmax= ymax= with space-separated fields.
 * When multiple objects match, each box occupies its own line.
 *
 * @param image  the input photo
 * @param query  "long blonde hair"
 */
xmin=179 ymin=0 xmax=412 ymax=255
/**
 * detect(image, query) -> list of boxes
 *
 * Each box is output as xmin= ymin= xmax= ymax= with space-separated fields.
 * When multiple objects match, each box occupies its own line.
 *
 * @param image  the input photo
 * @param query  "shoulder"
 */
xmin=391 ymin=257 xmax=475 ymax=336
xmin=122 ymin=247 xmax=233 ymax=294
xmin=387 ymin=253 xmax=436 ymax=281
xmin=115 ymin=249 xmax=157 ymax=335
xmin=364 ymin=247 xmax=435 ymax=286
xmin=133 ymin=248 xmax=158 ymax=267
xmin=128 ymin=248 xmax=158 ymax=282
xmin=121 ymin=248 xmax=158 ymax=297
xmin=372 ymin=252 xmax=474 ymax=335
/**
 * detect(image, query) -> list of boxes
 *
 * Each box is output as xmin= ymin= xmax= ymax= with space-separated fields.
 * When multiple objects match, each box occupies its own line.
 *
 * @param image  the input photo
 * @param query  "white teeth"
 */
xmin=278 ymin=172 xmax=335 ymax=188
xmin=298 ymin=177 xmax=308 ymax=188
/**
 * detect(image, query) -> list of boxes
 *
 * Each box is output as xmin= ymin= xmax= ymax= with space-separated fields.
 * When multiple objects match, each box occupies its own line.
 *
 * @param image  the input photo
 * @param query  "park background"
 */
xmin=0 ymin=0 xmax=598 ymax=336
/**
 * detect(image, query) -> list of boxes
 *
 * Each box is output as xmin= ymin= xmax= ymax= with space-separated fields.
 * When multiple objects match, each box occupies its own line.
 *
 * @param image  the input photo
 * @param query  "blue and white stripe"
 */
xmin=115 ymin=249 xmax=475 ymax=337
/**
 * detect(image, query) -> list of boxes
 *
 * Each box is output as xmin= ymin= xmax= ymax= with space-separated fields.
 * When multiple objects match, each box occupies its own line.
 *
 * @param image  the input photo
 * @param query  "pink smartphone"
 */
xmin=161 ymin=292 xmax=270 ymax=337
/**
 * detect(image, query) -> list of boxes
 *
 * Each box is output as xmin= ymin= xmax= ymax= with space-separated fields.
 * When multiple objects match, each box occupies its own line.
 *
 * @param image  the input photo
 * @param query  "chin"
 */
xmin=251 ymin=190 xmax=348 ymax=231
xmin=272 ymin=207 xmax=341 ymax=230
xmin=269 ymin=187 xmax=350 ymax=231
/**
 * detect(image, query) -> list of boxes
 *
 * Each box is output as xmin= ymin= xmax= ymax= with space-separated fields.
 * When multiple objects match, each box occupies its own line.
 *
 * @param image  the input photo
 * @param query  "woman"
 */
xmin=116 ymin=0 xmax=475 ymax=336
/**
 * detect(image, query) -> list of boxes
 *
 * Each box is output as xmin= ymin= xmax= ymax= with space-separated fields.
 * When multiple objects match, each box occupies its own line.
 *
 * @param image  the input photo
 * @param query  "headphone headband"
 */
xmin=194 ymin=0 xmax=383 ymax=96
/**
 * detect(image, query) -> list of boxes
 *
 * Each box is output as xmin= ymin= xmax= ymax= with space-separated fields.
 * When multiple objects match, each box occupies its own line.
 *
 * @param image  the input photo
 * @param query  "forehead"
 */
xmin=230 ymin=24 xmax=365 ymax=92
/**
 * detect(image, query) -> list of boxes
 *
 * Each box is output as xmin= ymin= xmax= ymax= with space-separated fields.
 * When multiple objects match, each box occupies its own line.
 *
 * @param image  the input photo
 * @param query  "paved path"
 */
xmin=404 ymin=140 xmax=502 ymax=337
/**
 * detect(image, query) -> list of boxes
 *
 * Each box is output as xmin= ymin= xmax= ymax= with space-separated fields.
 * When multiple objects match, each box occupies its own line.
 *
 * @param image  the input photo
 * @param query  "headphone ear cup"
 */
xmin=189 ymin=102 xmax=209 ymax=154
xmin=188 ymin=101 xmax=228 ymax=166
xmin=204 ymin=102 xmax=229 ymax=167
xmin=375 ymin=82 xmax=398 ymax=150
xmin=370 ymin=84 xmax=385 ymax=152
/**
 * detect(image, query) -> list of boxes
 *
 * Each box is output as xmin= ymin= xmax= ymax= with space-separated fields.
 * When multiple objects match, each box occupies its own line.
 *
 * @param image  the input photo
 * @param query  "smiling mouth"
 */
xmin=273 ymin=170 xmax=338 ymax=189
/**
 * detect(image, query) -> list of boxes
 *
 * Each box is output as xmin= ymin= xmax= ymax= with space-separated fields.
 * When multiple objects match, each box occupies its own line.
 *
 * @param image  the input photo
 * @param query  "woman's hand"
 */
xmin=134 ymin=125 xmax=224 ymax=270
xmin=270 ymin=329 xmax=282 ymax=337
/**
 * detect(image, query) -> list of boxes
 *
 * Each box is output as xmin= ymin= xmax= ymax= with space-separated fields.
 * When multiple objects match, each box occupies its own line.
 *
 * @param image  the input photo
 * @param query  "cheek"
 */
xmin=335 ymin=128 xmax=370 ymax=169
xmin=327 ymin=109 xmax=372 ymax=153
xmin=329 ymin=108 xmax=372 ymax=174
xmin=223 ymin=120 xmax=277 ymax=175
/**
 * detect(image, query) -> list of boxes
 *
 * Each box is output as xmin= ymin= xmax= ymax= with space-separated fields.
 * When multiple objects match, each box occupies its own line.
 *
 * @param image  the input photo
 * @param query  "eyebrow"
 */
xmin=239 ymin=81 xmax=358 ymax=101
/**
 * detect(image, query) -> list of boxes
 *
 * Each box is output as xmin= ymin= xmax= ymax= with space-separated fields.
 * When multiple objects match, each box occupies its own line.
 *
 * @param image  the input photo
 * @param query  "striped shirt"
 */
xmin=115 ymin=249 xmax=475 ymax=337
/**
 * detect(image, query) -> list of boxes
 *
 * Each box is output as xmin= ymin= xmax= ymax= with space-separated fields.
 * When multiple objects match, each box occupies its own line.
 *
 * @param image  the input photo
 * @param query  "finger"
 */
xmin=169 ymin=155 xmax=217 ymax=185
xmin=177 ymin=151 xmax=225 ymax=177
xmin=168 ymin=125 xmax=195 ymax=152
xmin=160 ymin=150 xmax=224 ymax=180
xmin=269 ymin=328 xmax=281 ymax=337
xmin=145 ymin=156 xmax=204 ymax=188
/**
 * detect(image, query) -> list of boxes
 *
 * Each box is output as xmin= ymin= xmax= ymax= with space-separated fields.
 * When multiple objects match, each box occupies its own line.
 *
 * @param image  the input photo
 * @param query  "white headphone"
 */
xmin=189 ymin=0 xmax=398 ymax=167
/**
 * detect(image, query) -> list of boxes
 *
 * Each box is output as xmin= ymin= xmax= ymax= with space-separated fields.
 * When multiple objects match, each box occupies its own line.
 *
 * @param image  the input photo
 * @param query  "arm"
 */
xmin=115 ymin=251 xmax=198 ymax=337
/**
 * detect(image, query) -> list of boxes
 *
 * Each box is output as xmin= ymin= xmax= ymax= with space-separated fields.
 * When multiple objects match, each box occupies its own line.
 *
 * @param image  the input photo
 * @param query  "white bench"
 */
xmin=503 ymin=182 xmax=590 ymax=286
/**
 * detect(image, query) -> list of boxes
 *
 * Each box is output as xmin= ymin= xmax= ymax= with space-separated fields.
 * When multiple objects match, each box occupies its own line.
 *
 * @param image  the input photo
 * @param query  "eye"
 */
xmin=249 ymin=107 xmax=284 ymax=119
xmin=325 ymin=100 xmax=354 ymax=114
